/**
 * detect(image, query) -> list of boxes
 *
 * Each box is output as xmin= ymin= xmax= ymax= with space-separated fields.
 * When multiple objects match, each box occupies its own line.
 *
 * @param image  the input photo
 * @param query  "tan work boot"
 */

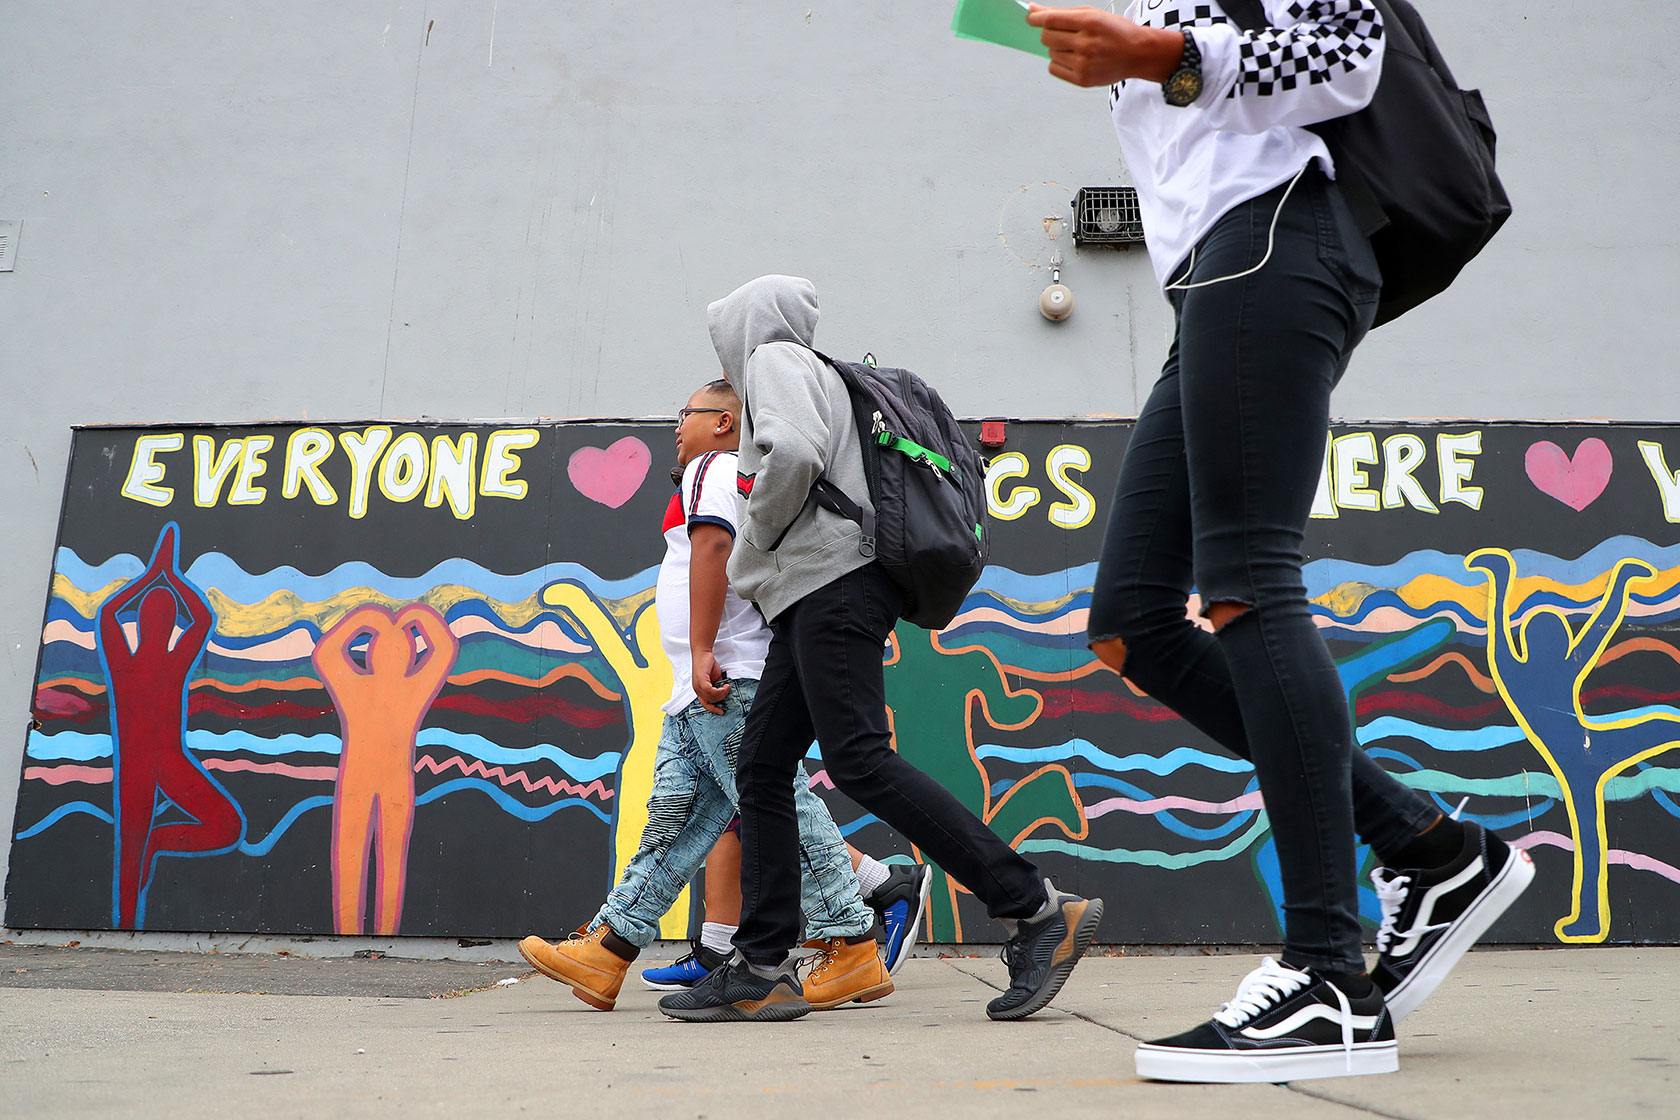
xmin=801 ymin=936 xmax=894 ymax=1010
xmin=518 ymin=925 xmax=632 ymax=1010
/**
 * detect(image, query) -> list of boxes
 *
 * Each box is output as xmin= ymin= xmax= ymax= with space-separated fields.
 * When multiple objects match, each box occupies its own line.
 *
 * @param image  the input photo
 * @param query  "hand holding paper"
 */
xmin=951 ymin=0 xmax=1050 ymax=59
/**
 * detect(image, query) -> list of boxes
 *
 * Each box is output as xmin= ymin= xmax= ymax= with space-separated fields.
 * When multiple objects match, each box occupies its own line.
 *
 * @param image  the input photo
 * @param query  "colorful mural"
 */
xmin=8 ymin=420 xmax=1680 ymax=945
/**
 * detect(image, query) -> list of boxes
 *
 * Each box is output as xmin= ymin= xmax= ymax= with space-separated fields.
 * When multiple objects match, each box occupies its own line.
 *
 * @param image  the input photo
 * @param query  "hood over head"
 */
xmin=706 ymin=275 xmax=818 ymax=388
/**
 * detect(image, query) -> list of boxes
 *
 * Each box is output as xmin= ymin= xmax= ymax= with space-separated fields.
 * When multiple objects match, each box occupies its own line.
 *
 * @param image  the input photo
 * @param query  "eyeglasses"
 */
xmin=676 ymin=407 xmax=728 ymax=423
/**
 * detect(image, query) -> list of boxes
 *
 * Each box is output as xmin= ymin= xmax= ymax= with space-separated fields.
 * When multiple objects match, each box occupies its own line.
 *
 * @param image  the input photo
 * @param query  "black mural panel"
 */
xmin=8 ymin=420 xmax=1680 ymax=946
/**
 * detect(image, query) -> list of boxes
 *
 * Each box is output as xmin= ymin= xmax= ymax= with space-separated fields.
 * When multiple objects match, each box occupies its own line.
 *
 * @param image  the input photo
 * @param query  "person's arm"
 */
xmin=165 ymin=569 xmax=215 ymax=657
xmin=398 ymin=604 xmax=459 ymax=689
xmin=1573 ymin=560 xmax=1658 ymax=670
xmin=1025 ymin=5 xmax=1185 ymax=87
xmin=1030 ymin=0 xmax=1386 ymax=132
xmin=689 ymin=522 xmax=735 ymax=714
xmin=736 ymin=343 xmax=833 ymax=553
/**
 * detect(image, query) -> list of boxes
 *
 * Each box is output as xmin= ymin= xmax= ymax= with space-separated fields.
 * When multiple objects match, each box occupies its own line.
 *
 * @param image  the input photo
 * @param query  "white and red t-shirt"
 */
xmin=655 ymin=449 xmax=771 ymax=714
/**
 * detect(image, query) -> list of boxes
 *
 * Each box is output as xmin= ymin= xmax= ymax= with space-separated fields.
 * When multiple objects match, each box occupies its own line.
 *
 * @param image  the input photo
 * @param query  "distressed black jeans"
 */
xmin=733 ymin=563 xmax=1048 ymax=967
xmin=1087 ymin=166 xmax=1439 ymax=973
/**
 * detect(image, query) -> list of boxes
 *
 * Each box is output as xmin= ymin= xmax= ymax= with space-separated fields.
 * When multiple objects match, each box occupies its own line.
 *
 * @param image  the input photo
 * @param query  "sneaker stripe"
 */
xmin=1239 ymin=1005 xmax=1382 ymax=1040
xmin=1388 ymin=856 xmax=1488 ymax=959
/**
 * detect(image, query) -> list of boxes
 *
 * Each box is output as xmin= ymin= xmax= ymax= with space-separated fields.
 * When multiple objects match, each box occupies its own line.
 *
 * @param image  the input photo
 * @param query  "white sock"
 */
xmin=700 ymin=921 xmax=737 ymax=955
xmin=855 ymin=855 xmax=890 ymax=898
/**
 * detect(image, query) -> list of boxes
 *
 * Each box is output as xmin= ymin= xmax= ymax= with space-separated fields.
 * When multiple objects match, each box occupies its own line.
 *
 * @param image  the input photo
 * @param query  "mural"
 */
xmin=8 ymin=420 xmax=1680 ymax=945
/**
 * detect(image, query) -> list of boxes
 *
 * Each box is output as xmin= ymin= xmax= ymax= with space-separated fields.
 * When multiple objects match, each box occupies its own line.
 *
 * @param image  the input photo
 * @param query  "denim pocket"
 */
xmin=1314 ymin=177 xmax=1383 ymax=305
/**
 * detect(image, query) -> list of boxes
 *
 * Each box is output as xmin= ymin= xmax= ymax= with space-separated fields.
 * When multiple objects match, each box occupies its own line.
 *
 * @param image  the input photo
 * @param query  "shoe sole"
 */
xmin=1135 ymin=1039 xmax=1398 ymax=1083
xmin=517 ymin=939 xmax=617 ymax=1011
xmin=986 ymin=897 xmax=1104 ymax=1022
xmin=885 ymin=869 xmax=934 ymax=976
xmin=1384 ymin=848 xmax=1535 ymax=1022
xmin=661 ymin=998 xmax=813 ymax=1023
xmin=641 ymin=976 xmax=700 ymax=991
xmin=808 ymin=977 xmax=895 ymax=1011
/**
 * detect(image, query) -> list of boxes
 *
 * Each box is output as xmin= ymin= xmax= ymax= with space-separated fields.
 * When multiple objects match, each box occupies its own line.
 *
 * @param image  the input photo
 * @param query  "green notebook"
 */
xmin=952 ymin=0 xmax=1050 ymax=59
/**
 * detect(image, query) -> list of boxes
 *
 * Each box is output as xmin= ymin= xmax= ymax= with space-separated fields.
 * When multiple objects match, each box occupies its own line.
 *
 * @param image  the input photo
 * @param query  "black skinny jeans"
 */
xmin=733 ymin=563 xmax=1048 ymax=967
xmin=1087 ymin=166 xmax=1439 ymax=973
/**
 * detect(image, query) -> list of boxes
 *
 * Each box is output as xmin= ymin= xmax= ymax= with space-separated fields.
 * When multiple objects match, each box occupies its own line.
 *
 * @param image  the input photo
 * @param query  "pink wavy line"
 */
xmin=203 ymin=759 xmax=338 ymax=781
xmin=1084 ymin=792 xmax=1267 ymax=819
xmin=415 ymin=754 xmax=614 ymax=801
xmin=24 ymin=765 xmax=113 ymax=786
xmin=1513 ymin=831 xmax=1680 ymax=885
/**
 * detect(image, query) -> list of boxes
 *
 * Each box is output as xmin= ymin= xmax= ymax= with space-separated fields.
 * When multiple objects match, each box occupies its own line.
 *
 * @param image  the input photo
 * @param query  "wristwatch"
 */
xmin=1162 ymin=29 xmax=1204 ymax=107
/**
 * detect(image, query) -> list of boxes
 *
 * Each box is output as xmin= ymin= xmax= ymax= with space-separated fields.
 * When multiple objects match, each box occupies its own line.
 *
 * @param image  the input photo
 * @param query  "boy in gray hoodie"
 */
xmin=659 ymin=275 xmax=1104 ymax=1024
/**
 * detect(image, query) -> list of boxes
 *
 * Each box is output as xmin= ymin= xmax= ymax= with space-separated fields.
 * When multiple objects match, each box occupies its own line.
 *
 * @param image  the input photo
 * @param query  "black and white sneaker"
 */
xmin=1371 ymin=820 xmax=1535 ymax=1021
xmin=1135 ymin=958 xmax=1398 ymax=1083
xmin=657 ymin=953 xmax=811 ymax=1023
xmin=985 ymin=879 xmax=1103 ymax=1021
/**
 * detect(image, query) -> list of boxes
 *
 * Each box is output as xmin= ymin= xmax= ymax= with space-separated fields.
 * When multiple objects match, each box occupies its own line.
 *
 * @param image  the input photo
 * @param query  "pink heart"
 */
xmin=568 ymin=437 xmax=652 ymax=509
xmin=1525 ymin=438 xmax=1612 ymax=511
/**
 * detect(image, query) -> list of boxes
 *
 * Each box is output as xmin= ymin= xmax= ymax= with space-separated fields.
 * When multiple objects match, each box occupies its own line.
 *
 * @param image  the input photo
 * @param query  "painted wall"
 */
xmin=2 ymin=2 xmax=1676 ymax=912
xmin=11 ymin=419 xmax=1680 ymax=945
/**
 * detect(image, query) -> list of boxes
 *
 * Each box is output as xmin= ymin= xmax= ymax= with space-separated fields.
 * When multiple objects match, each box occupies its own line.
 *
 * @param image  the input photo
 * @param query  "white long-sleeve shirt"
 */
xmin=1109 ymin=0 xmax=1387 ymax=287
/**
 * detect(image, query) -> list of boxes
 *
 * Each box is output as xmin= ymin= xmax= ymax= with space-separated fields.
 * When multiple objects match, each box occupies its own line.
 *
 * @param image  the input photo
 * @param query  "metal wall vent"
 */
xmin=0 ymin=221 xmax=17 ymax=272
xmin=1072 ymin=187 xmax=1144 ymax=246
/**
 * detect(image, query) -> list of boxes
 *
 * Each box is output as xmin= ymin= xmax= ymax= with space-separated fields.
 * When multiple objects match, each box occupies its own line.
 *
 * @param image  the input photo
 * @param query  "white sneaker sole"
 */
xmin=1385 ymin=847 xmax=1536 ymax=1022
xmin=886 ymin=868 xmax=934 ymax=977
xmin=1135 ymin=1040 xmax=1398 ymax=1083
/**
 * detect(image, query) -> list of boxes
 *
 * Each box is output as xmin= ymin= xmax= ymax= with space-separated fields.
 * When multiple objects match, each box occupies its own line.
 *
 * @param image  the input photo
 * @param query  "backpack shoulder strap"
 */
xmin=1221 ymin=0 xmax=1269 ymax=32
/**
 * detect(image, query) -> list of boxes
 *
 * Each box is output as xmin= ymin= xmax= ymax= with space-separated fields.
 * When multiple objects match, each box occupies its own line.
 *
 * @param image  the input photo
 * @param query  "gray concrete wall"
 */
xmin=2 ymin=1 xmax=1675 ymax=902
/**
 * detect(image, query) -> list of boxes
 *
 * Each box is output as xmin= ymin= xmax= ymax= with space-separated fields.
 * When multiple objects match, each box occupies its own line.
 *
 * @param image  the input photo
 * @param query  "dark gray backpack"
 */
xmin=801 ymin=350 xmax=989 ymax=630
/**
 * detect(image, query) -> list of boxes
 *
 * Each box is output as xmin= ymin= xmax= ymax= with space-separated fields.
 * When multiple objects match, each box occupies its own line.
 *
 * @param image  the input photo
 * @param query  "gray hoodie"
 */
xmin=706 ymin=275 xmax=874 ymax=623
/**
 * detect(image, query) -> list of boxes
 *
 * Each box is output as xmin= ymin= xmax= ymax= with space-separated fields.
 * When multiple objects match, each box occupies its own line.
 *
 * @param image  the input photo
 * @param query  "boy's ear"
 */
xmin=717 ymin=410 xmax=737 ymax=435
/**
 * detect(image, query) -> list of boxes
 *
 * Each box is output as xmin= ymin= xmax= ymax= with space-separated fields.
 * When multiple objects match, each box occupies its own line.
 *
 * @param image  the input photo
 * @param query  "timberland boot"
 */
xmin=801 ymin=936 xmax=894 ymax=1010
xmin=518 ymin=925 xmax=635 ymax=1010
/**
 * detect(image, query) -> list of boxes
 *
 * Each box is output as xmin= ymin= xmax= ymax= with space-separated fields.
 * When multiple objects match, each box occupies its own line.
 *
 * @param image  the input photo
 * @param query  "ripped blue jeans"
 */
xmin=592 ymin=677 xmax=873 ymax=948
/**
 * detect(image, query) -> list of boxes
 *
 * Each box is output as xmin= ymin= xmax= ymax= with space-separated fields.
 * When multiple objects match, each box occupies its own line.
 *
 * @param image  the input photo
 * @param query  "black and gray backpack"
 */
xmin=800 ymin=350 xmax=989 ymax=630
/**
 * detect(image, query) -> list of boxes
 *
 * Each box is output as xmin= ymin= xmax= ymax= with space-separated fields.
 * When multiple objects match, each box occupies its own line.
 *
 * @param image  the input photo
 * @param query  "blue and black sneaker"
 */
xmin=640 ymin=938 xmax=729 ymax=991
xmin=865 ymin=863 xmax=933 ymax=975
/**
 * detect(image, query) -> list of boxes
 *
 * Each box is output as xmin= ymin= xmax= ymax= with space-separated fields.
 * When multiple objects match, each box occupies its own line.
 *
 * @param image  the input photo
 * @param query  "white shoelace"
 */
xmin=1372 ymin=867 xmax=1450 ymax=954
xmin=1212 ymin=957 xmax=1359 ymax=1073
xmin=1212 ymin=957 xmax=1313 ymax=1028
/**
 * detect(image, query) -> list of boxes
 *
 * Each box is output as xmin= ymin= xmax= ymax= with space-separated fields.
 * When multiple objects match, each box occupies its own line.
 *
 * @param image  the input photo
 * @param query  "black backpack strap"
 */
xmin=1221 ymin=0 xmax=1267 ymax=31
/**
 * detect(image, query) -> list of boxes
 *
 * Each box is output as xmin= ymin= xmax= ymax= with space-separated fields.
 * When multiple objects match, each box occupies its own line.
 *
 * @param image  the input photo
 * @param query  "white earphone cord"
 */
xmin=1163 ymin=162 xmax=1310 ymax=292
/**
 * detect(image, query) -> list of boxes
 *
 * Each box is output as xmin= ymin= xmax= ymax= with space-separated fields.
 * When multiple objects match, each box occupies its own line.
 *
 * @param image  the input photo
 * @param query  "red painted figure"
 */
xmin=98 ymin=525 xmax=243 ymax=928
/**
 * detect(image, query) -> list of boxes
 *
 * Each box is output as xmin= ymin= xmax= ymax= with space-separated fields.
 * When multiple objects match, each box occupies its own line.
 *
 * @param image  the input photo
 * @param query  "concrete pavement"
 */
xmin=2 ymin=944 xmax=1674 ymax=1118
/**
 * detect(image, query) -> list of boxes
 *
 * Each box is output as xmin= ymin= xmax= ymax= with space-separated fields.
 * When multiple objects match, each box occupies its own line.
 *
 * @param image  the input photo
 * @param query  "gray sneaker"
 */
xmin=658 ymin=953 xmax=811 ymax=1023
xmin=986 ymin=880 xmax=1104 ymax=1021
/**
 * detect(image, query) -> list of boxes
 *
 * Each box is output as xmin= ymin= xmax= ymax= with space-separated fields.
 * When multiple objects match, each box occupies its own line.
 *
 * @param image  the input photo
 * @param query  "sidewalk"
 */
xmin=2 ymin=944 xmax=1673 ymax=1118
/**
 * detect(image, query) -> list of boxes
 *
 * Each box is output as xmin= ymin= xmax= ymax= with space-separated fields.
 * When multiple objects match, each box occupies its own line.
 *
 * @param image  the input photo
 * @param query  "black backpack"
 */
xmin=788 ymin=350 xmax=989 ymax=630
xmin=1224 ymin=0 xmax=1511 ymax=327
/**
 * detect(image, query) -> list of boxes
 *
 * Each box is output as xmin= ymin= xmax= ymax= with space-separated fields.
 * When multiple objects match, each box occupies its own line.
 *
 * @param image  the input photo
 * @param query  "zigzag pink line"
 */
xmin=1084 ymin=792 xmax=1268 ymax=819
xmin=1513 ymin=830 xmax=1680 ymax=885
xmin=416 ymin=753 xmax=614 ymax=801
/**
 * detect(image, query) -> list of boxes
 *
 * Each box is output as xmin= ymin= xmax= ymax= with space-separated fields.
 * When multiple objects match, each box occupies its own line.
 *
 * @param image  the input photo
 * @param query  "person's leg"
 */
xmin=731 ymin=624 xmax=820 ymax=968
xmin=791 ymin=566 xmax=1048 ymax=922
xmin=702 ymin=829 xmax=742 ymax=927
xmin=593 ymin=709 xmax=739 ymax=949
xmin=1086 ymin=344 xmax=1439 ymax=867
xmin=791 ymin=761 xmax=875 ymax=942
xmin=1129 ymin=171 xmax=1398 ymax=1083
xmin=521 ymin=709 xmax=735 ymax=1009
xmin=776 ymin=564 xmax=1101 ymax=1020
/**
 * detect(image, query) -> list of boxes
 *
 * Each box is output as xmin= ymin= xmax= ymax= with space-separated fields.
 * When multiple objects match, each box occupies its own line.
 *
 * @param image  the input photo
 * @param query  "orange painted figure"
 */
xmin=99 ymin=524 xmax=244 ymax=928
xmin=313 ymin=603 xmax=459 ymax=935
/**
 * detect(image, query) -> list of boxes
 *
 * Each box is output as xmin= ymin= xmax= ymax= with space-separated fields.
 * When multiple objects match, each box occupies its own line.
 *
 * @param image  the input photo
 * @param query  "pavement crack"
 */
xmin=941 ymin=958 xmax=1146 ymax=1041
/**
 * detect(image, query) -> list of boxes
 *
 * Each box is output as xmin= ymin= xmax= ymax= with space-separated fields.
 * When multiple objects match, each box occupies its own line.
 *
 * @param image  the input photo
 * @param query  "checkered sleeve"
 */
xmin=1184 ymin=0 xmax=1385 ymax=133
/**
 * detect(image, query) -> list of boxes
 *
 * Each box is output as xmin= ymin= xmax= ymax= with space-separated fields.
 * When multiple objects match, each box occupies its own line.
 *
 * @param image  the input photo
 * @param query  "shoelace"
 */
xmin=1213 ymin=958 xmax=1358 ymax=1074
xmin=1371 ymin=868 xmax=1449 ymax=954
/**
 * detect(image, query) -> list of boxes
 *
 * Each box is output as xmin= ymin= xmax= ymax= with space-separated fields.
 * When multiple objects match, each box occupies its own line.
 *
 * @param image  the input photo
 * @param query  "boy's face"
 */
xmin=674 ymin=387 xmax=738 ymax=467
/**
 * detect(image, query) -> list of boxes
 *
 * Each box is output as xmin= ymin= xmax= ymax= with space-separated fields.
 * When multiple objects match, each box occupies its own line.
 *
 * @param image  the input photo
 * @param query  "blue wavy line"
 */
xmin=976 ymin=741 xmax=1255 ymax=775
xmin=15 ymin=801 xmax=114 ymax=839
